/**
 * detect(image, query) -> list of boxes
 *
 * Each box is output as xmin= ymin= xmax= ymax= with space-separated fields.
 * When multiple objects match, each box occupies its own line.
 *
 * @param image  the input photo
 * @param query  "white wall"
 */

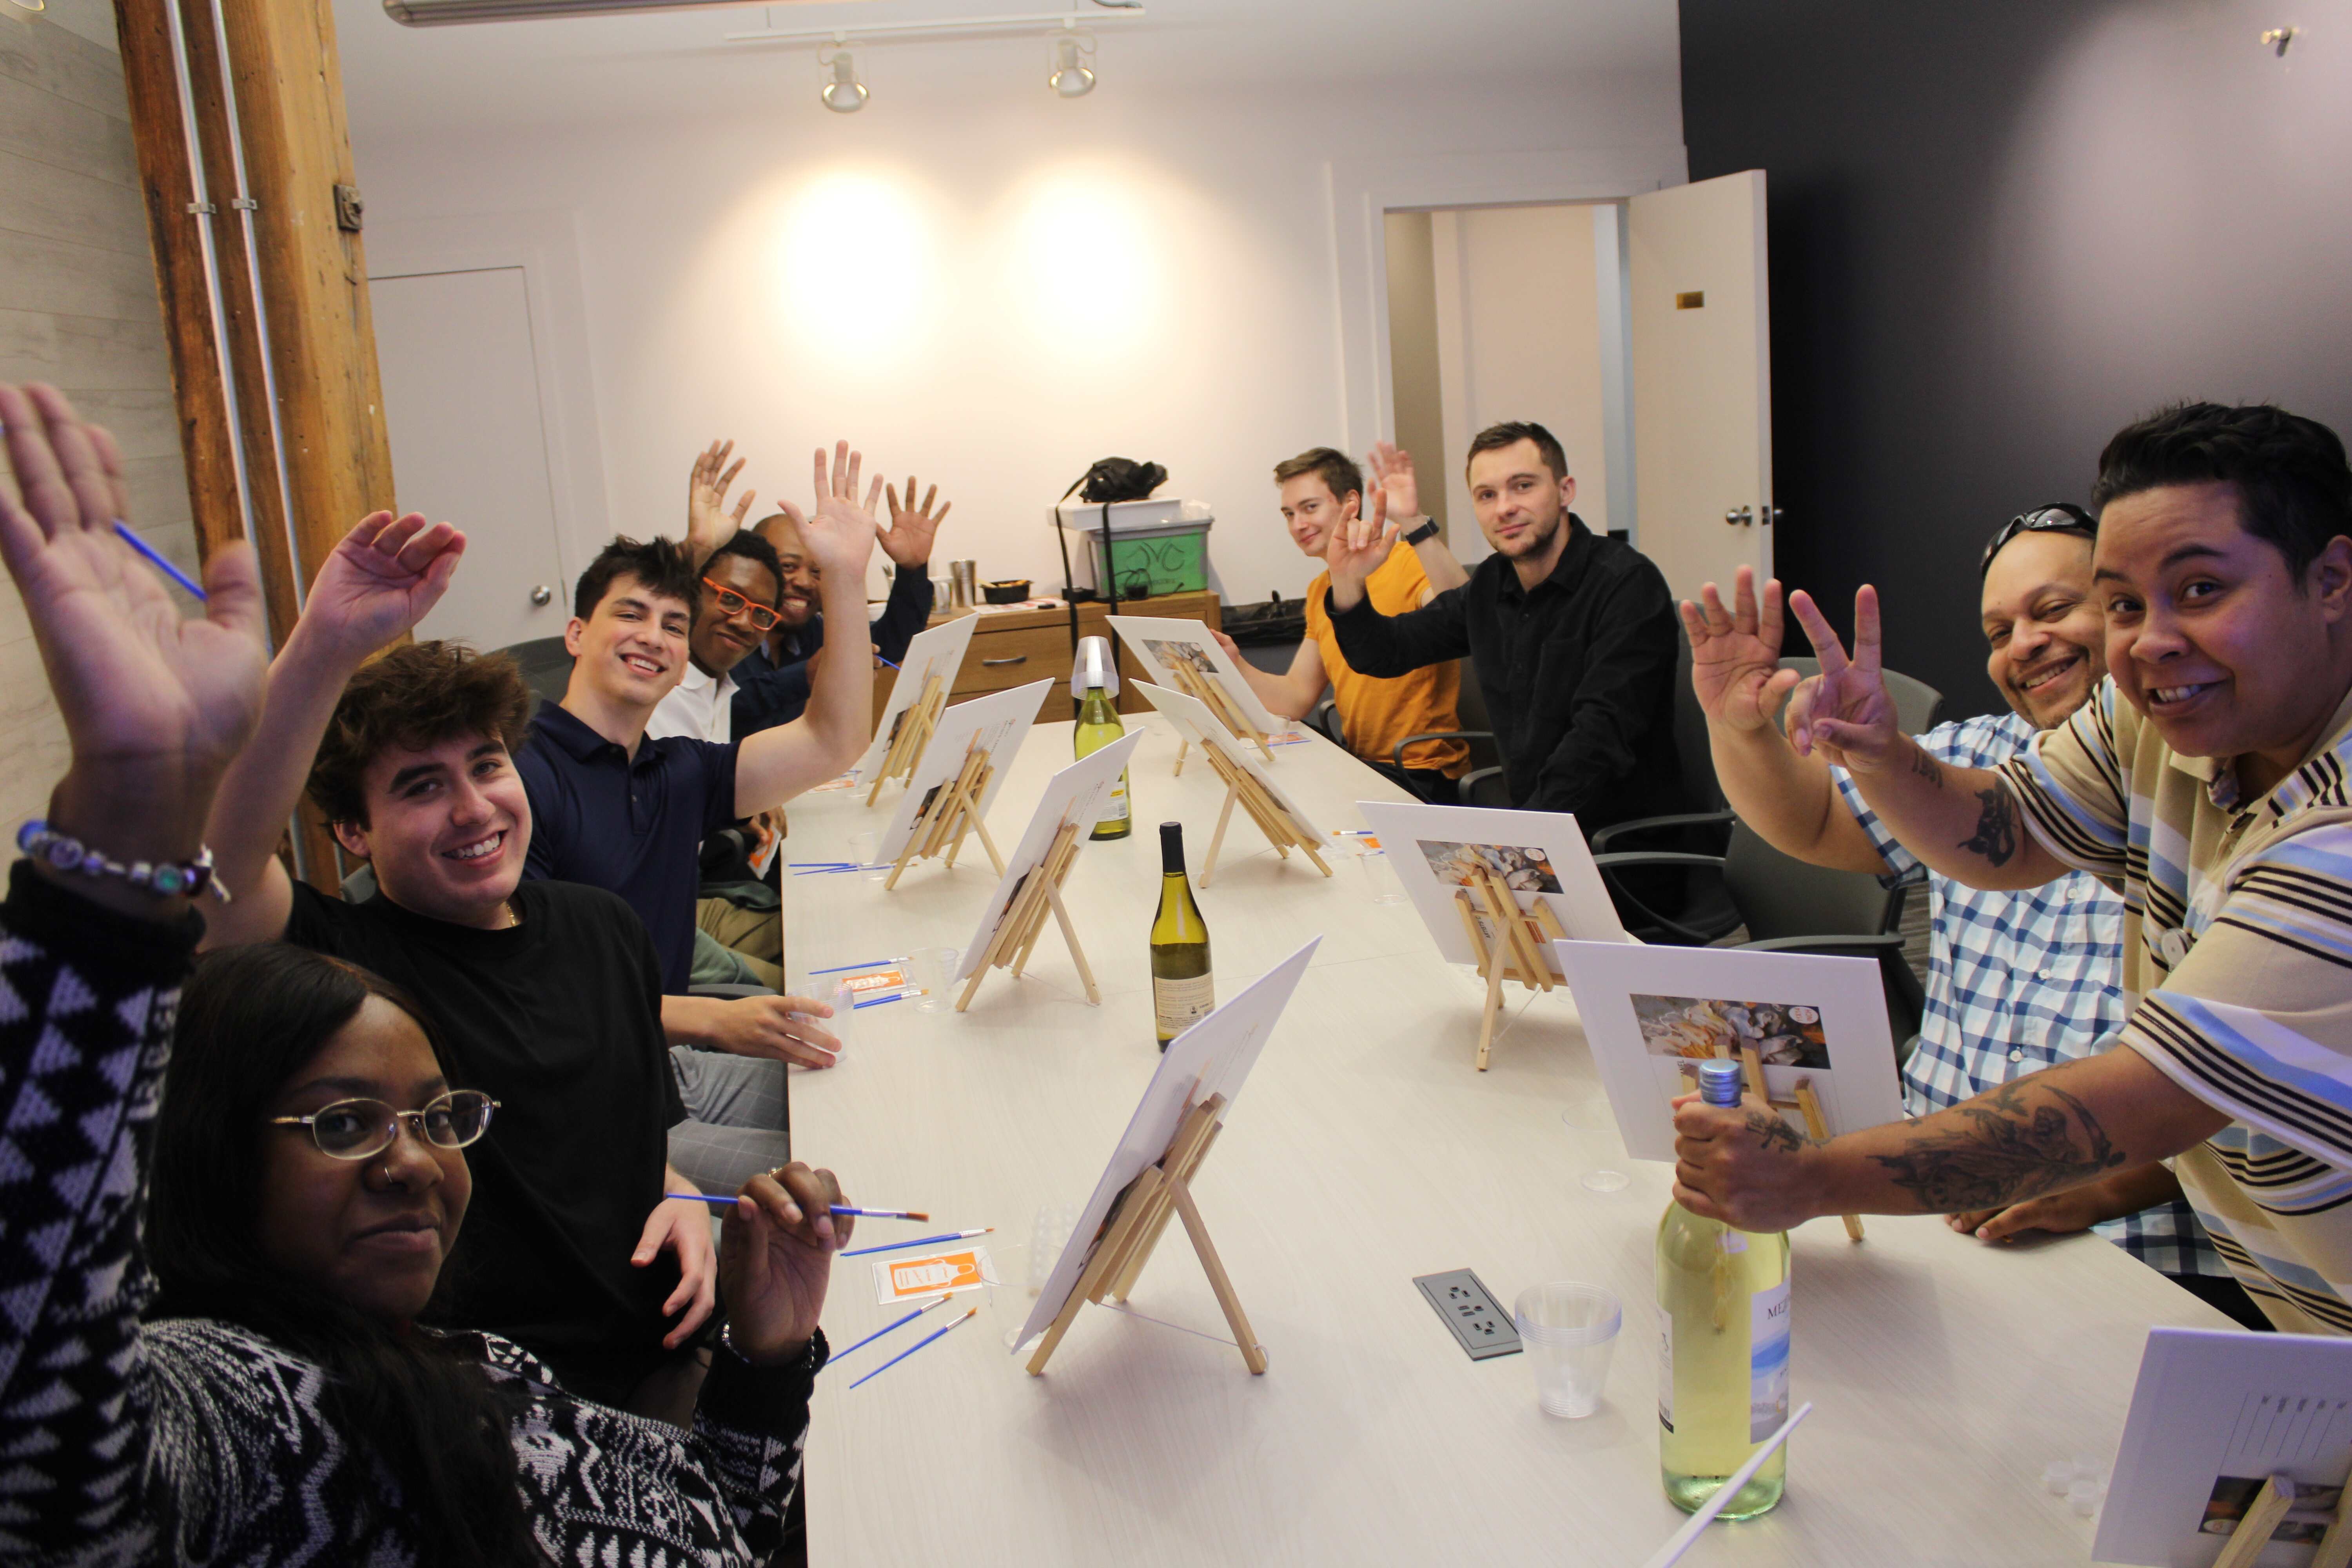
xmin=343 ymin=11 xmax=1683 ymax=610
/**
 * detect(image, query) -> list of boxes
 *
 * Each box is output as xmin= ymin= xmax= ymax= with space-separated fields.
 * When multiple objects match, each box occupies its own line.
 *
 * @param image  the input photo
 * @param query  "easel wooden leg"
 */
xmin=1169 ymin=1178 xmax=1267 ymax=1374
xmin=2214 ymin=1476 xmax=2296 ymax=1568
xmin=1201 ymin=784 xmax=1238 ymax=888
xmin=2310 ymin=1490 xmax=2352 ymax=1568
xmin=1793 ymin=1078 xmax=1863 ymax=1241
xmin=1476 ymin=944 xmax=1506 ymax=1072
xmin=1173 ymin=737 xmax=1189 ymax=776
xmin=1025 ymin=1166 xmax=1166 ymax=1375
xmin=1042 ymin=885 xmax=1100 ymax=1004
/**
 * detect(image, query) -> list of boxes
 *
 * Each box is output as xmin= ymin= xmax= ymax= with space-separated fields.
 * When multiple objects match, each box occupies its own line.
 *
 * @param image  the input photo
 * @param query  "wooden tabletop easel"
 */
xmin=955 ymin=816 xmax=1102 ymax=1009
xmin=882 ymin=737 xmax=1008 ymax=889
xmin=1196 ymin=740 xmax=1331 ymax=888
xmin=1164 ymin=660 xmax=1274 ymax=767
xmin=1451 ymin=861 xmax=1567 ymax=1071
xmin=1025 ymin=1092 xmax=1267 ymax=1377
xmin=866 ymin=670 xmax=949 ymax=806
xmin=2210 ymin=1473 xmax=2352 ymax=1568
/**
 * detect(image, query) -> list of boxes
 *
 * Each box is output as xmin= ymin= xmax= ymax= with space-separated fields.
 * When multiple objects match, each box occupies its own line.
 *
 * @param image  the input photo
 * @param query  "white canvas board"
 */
xmin=952 ymin=730 xmax=1144 ymax=984
xmin=873 ymin=680 xmax=1052 ymax=866
xmin=1553 ymin=940 xmax=1907 ymax=1163
xmin=851 ymin=613 xmax=981 ymax=782
xmin=1358 ymin=801 xmax=1630 ymax=971
xmin=1014 ymin=937 xmax=1323 ymax=1353
xmin=1130 ymin=681 xmax=1326 ymax=844
xmin=1106 ymin=614 xmax=1286 ymax=740
xmin=2095 ymin=1327 xmax=2352 ymax=1567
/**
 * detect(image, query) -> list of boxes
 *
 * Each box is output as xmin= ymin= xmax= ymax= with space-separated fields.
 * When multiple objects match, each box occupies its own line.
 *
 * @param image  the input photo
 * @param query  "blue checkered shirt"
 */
xmin=1831 ymin=709 xmax=2227 ymax=1279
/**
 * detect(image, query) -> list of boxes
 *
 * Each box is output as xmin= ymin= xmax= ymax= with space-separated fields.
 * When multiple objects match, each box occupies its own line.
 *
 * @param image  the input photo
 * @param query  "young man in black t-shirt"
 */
xmin=199 ymin=514 xmax=719 ymax=1415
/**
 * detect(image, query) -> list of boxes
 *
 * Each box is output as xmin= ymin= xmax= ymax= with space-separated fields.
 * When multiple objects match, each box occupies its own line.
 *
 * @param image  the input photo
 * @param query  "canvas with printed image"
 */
xmin=1417 ymin=840 xmax=1565 ymax=895
xmin=1633 ymin=994 xmax=1831 ymax=1071
xmin=1358 ymin=801 xmax=1628 ymax=971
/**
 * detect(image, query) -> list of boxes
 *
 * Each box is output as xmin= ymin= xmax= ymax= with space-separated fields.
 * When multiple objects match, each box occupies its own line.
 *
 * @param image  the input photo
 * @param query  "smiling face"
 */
xmin=1277 ymin=473 xmax=1358 ymax=560
xmin=565 ymin=572 xmax=691 ymax=709
xmin=690 ymin=552 xmax=783 ymax=678
xmin=757 ymin=515 xmax=823 ymax=631
xmin=258 ymin=995 xmax=470 ymax=1325
xmin=1980 ymin=530 xmax=2105 ymax=729
xmin=2094 ymin=480 xmax=2352 ymax=783
xmin=333 ymin=733 xmax=530 ymax=928
xmin=1467 ymin=439 xmax=1575 ymax=561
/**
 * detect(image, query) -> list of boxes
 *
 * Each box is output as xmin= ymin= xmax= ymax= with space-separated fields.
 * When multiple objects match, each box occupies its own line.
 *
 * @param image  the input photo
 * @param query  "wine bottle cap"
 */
xmin=1159 ymin=820 xmax=1185 ymax=871
xmin=1696 ymin=1059 xmax=1744 ymax=1107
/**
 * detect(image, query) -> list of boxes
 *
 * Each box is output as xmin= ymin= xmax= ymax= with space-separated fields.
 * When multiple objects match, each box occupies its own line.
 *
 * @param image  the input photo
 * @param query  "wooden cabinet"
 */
xmin=869 ymin=591 xmax=1221 ymax=725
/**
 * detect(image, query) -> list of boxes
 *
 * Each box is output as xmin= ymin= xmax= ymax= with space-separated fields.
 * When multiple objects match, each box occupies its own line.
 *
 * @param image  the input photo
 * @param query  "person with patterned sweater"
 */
xmin=0 ymin=381 xmax=847 ymax=1565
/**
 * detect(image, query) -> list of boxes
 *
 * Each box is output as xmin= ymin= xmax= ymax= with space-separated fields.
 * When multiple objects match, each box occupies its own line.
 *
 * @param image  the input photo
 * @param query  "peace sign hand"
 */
xmin=1681 ymin=566 xmax=1801 ymax=734
xmin=1782 ymin=585 xmax=1903 ymax=773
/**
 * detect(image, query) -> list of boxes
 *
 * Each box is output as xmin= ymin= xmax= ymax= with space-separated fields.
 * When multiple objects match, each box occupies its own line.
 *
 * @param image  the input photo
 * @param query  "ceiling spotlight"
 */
xmin=819 ymin=43 xmax=867 ymax=113
xmin=1048 ymin=31 xmax=1096 ymax=98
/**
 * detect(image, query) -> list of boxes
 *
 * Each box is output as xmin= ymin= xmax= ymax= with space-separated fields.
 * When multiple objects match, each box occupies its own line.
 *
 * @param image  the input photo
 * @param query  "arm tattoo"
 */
xmin=1909 ymin=747 xmax=1945 ymax=789
xmin=1746 ymin=1111 xmax=1816 ymax=1154
xmin=1957 ymin=785 xmax=2018 ymax=866
xmin=1868 ymin=1080 xmax=2125 ymax=1212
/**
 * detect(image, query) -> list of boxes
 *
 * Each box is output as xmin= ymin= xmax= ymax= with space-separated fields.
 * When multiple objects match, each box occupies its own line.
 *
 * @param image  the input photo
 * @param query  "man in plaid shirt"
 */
xmin=1680 ymin=510 xmax=2259 ymax=1328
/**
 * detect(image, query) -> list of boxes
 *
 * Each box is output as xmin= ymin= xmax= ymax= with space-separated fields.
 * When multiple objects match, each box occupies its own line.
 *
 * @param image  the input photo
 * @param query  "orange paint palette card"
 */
xmin=871 ymin=1247 xmax=998 ymax=1305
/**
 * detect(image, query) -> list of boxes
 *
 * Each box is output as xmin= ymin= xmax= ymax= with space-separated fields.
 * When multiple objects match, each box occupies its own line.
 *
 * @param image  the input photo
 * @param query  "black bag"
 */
xmin=1054 ymin=457 xmax=1168 ymax=611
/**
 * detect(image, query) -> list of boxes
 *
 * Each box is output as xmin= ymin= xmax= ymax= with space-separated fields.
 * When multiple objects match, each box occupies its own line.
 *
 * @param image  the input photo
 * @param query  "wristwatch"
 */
xmin=1401 ymin=517 xmax=1441 ymax=547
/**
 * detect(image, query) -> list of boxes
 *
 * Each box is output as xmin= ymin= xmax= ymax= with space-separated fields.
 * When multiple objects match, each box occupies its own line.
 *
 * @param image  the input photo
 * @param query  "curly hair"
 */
xmin=2094 ymin=403 xmax=2352 ymax=580
xmin=306 ymin=641 xmax=534 ymax=828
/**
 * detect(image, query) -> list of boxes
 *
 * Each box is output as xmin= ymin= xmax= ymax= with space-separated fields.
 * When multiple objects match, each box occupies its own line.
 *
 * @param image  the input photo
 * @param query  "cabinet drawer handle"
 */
xmin=980 ymin=655 xmax=1027 ymax=667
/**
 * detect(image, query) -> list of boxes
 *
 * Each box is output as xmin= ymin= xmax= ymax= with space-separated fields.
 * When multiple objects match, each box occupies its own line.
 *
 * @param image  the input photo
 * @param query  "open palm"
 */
xmin=303 ymin=511 xmax=467 ymax=663
xmin=1682 ymin=566 xmax=1799 ymax=734
xmin=1367 ymin=440 xmax=1420 ymax=521
xmin=879 ymin=475 xmax=950 ymax=569
xmin=687 ymin=438 xmax=755 ymax=561
xmin=800 ymin=440 xmax=882 ymax=582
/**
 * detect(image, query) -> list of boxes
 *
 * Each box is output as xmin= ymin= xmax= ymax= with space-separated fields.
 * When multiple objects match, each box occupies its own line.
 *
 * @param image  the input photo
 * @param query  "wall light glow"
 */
xmin=771 ymin=172 xmax=938 ymax=367
xmin=1002 ymin=175 xmax=1169 ymax=364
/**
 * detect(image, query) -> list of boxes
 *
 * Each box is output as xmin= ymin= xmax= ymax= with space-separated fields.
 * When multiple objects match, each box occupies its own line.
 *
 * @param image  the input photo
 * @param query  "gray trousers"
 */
xmin=666 ymin=1046 xmax=791 ymax=1196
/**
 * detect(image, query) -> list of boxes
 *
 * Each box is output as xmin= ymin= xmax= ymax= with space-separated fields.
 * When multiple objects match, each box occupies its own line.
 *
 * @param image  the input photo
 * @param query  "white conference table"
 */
xmin=780 ymin=710 xmax=2227 ymax=1567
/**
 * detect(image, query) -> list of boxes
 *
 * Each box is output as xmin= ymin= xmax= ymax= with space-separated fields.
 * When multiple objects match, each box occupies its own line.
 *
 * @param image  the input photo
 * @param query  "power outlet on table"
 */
xmin=1413 ymin=1269 xmax=1522 ymax=1361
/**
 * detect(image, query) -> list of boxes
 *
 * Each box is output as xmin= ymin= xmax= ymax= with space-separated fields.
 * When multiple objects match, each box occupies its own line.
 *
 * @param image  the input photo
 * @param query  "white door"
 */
xmin=370 ymin=267 xmax=571 ymax=651
xmin=1627 ymin=171 xmax=1773 ymax=602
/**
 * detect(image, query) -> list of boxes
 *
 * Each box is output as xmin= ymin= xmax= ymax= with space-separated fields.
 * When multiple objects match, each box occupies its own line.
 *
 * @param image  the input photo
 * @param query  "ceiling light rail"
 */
xmin=725 ymin=5 xmax=1142 ymax=47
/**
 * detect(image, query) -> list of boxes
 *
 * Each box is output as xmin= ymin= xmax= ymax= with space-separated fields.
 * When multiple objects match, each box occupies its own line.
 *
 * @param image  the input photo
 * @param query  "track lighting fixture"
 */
xmin=1048 ymin=30 xmax=1096 ymax=98
xmin=819 ymin=42 xmax=867 ymax=113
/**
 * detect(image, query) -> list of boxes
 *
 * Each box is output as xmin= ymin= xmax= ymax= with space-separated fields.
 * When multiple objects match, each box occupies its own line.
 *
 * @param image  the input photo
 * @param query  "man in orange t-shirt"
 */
xmin=1213 ymin=445 xmax=1472 ymax=801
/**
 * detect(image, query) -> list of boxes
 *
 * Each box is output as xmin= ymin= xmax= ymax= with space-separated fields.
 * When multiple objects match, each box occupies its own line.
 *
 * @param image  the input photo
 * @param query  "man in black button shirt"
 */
xmin=1327 ymin=420 xmax=1686 ymax=839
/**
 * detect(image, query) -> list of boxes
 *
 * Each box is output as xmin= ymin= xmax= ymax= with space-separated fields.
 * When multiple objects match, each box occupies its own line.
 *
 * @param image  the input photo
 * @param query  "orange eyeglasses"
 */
xmin=701 ymin=576 xmax=784 ymax=632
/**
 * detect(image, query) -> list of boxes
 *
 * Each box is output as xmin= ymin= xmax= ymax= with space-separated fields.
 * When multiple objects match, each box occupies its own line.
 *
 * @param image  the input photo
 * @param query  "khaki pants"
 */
xmin=696 ymin=897 xmax=782 ymax=989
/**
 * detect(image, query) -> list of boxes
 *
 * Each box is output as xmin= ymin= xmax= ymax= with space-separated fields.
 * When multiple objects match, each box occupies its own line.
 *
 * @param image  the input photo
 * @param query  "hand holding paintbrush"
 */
xmin=719 ymin=1162 xmax=852 ymax=1364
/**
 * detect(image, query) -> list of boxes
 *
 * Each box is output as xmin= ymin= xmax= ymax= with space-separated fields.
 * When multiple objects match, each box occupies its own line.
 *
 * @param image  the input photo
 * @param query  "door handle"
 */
xmin=1762 ymin=506 xmax=1783 ymax=527
xmin=981 ymin=655 xmax=1027 ymax=667
xmin=1723 ymin=506 xmax=1753 ymax=527
xmin=530 ymin=584 xmax=554 ymax=606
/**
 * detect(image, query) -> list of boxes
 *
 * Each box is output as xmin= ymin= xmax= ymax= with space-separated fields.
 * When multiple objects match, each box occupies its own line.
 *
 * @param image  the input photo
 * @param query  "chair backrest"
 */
xmin=1461 ymin=767 xmax=1514 ymax=808
xmin=1673 ymin=625 xmax=1724 ymax=811
xmin=1776 ymin=657 xmax=1945 ymax=736
xmin=1450 ymin=650 xmax=1491 ymax=734
xmin=1721 ymin=819 xmax=1900 ymax=940
xmin=501 ymin=635 xmax=574 ymax=706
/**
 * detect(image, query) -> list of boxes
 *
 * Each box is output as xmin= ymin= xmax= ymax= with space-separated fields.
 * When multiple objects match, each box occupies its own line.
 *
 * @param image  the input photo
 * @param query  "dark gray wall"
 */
xmin=1681 ymin=0 xmax=2352 ymax=716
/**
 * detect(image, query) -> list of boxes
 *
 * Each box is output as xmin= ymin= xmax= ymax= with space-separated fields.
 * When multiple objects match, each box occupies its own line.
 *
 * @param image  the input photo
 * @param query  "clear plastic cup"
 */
xmin=1514 ymin=1282 xmax=1621 ymax=1418
xmin=1356 ymin=840 xmax=1408 ymax=905
xmin=848 ymin=830 xmax=884 ymax=882
xmin=789 ymin=978 xmax=855 ymax=1063
xmin=909 ymin=947 xmax=960 ymax=1013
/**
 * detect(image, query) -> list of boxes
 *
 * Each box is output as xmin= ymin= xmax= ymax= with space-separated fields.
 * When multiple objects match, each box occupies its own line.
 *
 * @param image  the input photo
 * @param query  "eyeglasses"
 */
xmin=1980 ymin=503 xmax=2096 ymax=577
xmin=700 ymin=576 xmax=784 ymax=632
xmin=267 ymin=1089 xmax=499 ymax=1161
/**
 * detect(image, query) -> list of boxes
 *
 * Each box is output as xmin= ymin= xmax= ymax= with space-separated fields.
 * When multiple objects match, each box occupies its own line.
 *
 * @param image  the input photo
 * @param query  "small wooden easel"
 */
xmin=1451 ymin=861 xmax=1568 ymax=1071
xmin=1693 ymin=1049 xmax=1864 ymax=1241
xmin=2211 ymin=1473 xmax=2352 ymax=1568
xmin=954 ymin=816 xmax=1101 ymax=1009
xmin=881 ymin=738 xmax=1007 ymax=889
xmin=1164 ymin=660 xmax=1274 ymax=766
xmin=1025 ymin=1093 xmax=1267 ymax=1376
xmin=866 ymin=671 xmax=949 ymax=806
xmin=1196 ymin=740 xmax=1331 ymax=888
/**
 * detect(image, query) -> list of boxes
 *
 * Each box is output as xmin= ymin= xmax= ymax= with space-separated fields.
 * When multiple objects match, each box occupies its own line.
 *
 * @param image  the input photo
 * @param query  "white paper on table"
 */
xmin=851 ymin=614 xmax=982 ymax=783
xmin=1013 ymin=937 xmax=1322 ymax=1353
xmin=872 ymin=680 xmax=1052 ymax=866
xmin=1553 ymin=940 xmax=1906 ymax=1163
xmin=1106 ymin=614 xmax=1287 ymax=742
xmin=2096 ymin=1327 xmax=2352 ymax=1566
xmin=951 ymin=730 xmax=1143 ymax=984
xmin=1129 ymin=681 xmax=1326 ymax=844
xmin=1357 ymin=800 xmax=1630 ymax=971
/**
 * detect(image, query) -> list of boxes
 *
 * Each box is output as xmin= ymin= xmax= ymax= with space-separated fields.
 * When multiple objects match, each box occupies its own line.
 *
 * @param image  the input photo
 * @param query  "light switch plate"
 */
xmin=1414 ymin=1269 xmax=1522 ymax=1361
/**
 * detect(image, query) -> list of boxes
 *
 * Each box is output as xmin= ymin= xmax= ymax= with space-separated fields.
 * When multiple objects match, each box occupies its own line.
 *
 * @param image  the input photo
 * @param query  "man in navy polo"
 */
xmin=517 ymin=441 xmax=884 ymax=1189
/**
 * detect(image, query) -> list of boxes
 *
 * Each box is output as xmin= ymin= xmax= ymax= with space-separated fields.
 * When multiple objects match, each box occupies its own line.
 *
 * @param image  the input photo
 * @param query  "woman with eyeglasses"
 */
xmin=0 ymin=383 xmax=847 ymax=1565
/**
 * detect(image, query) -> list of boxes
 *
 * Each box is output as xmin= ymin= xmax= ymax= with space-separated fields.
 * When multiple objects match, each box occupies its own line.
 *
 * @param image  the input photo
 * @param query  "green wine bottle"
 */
xmin=1657 ymin=1058 xmax=1791 ymax=1519
xmin=1149 ymin=821 xmax=1212 ymax=1050
xmin=1074 ymin=682 xmax=1131 ymax=841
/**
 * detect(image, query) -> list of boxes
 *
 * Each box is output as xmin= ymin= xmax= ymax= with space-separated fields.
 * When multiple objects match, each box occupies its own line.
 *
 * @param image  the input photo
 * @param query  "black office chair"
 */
xmin=1385 ymin=654 xmax=1508 ymax=805
xmin=1594 ymin=820 xmax=1926 ymax=1053
xmin=499 ymin=635 xmax=574 ymax=704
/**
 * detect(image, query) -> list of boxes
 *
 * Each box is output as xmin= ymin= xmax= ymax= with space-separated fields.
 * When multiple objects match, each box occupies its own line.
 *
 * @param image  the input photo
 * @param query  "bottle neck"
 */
xmin=1159 ymin=824 xmax=1185 ymax=875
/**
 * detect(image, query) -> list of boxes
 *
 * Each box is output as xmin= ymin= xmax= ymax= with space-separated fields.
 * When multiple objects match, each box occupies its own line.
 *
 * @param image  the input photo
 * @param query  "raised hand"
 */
xmin=798 ymin=440 xmax=882 ymax=583
xmin=1321 ymin=484 xmax=1396 ymax=605
xmin=1367 ymin=439 xmax=1421 ymax=523
xmin=720 ymin=1161 xmax=847 ymax=1363
xmin=1682 ymin=566 xmax=1802 ymax=734
xmin=688 ymin=439 xmax=756 ymax=563
xmin=0 ymin=383 xmax=267 ymax=858
xmin=878 ymin=474 xmax=951 ymax=569
xmin=1782 ymin=585 xmax=1903 ymax=772
xmin=299 ymin=511 xmax=466 ymax=665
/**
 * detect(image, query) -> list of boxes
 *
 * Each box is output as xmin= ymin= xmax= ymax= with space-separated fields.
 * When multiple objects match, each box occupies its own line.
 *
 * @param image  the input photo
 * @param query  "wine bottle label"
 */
xmin=1099 ymin=770 xmax=1130 ymax=824
xmin=1153 ymin=973 xmax=1215 ymax=1037
xmin=1748 ymin=1280 xmax=1791 ymax=1442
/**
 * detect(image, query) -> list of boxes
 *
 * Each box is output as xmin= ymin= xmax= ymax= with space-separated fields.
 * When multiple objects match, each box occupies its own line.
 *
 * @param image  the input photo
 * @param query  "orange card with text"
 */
xmin=871 ymin=1247 xmax=998 ymax=1305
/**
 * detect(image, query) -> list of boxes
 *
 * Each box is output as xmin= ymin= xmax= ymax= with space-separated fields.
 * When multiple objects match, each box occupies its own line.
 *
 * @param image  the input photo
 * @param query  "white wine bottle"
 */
xmin=1149 ymin=821 xmax=1212 ymax=1050
xmin=1656 ymin=1058 xmax=1791 ymax=1519
xmin=1072 ymin=636 xmax=1131 ymax=840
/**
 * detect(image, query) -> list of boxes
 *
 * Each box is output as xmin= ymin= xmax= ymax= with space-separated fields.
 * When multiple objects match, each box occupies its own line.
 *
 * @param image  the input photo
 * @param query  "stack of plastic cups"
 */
xmin=1513 ymin=1282 xmax=1622 ymax=1418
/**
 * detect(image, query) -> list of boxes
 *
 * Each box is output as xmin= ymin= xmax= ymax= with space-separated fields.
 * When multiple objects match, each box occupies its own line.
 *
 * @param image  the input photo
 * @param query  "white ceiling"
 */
xmin=330 ymin=0 xmax=1681 ymax=137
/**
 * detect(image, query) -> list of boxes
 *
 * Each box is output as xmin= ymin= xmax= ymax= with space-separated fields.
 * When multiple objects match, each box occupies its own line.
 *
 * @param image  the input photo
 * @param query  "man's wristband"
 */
xmin=17 ymin=820 xmax=225 ymax=901
xmin=1400 ymin=517 xmax=1441 ymax=547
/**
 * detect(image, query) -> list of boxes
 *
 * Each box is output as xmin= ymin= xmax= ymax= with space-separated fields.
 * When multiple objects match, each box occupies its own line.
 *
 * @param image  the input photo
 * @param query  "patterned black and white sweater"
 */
xmin=0 ymin=863 xmax=820 ymax=1565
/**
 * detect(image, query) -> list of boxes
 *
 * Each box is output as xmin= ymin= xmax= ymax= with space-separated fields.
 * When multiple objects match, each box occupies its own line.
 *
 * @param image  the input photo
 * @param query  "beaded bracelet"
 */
xmin=16 ymin=819 xmax=227 ymax=901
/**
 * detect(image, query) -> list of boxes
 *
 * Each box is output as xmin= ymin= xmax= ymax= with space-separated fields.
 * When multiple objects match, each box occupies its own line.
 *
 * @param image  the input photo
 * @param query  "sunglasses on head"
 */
xmin=1980 ymin=503 xmax=2096 ymax=577
xmin=701 ymin=576 xmax=784 ymax=632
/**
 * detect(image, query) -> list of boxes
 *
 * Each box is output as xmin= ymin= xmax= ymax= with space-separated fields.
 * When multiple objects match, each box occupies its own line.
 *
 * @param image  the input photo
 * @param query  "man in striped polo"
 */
xmin=1682 ymin=505 xmax=2254 ymax=1326
xmin=1671 ymin=402 xmax=2352 ymax=1335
